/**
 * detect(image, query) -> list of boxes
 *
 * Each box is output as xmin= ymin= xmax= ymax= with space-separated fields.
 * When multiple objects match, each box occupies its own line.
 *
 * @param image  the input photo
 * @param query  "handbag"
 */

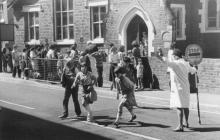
xmin=89 ymin=87 xmax=97 ymax=102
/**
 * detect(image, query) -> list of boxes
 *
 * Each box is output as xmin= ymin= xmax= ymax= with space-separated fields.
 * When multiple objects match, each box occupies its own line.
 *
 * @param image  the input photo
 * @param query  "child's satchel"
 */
xmin=89 ymin=87 xmax=97 ymax=102
xmin=121 ymin=76 xmax=134 ymax=91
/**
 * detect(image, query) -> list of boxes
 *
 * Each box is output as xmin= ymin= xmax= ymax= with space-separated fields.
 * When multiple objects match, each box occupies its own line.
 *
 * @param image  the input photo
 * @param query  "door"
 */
xmin=126 ymin=15 xmax=148 ymax=51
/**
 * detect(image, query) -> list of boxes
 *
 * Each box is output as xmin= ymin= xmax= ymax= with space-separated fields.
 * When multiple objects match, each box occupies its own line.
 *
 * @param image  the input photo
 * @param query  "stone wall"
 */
xmin=12 ymin=0 xmax=54 ymax=47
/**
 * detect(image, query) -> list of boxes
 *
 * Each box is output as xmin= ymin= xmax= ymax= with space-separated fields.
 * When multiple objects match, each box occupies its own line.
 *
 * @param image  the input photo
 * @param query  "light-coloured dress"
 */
xmin=164 ymin=58 xmax=196 ymax=108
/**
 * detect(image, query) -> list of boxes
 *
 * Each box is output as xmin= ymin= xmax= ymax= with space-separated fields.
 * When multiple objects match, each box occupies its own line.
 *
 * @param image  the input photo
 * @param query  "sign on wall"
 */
xmin=0 ymin=24 xmax=14 ymax=41
xmin=185 ymin=44 xmax=203 ymax=65
xmin=162 ymin=25 xmax=173 ymax=48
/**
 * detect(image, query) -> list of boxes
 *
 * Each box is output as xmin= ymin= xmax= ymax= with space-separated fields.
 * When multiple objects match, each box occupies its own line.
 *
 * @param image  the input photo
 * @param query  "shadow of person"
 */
xmin=137 ymin=121 xmax=170 ymax=128
xmin=189 ymin=127 xmax=220 ymax=132
xmin=114 ymin=121 xmax=170 ymax=128
xmin=93 ymin=116 xmax=117 ymax=126
xmin=138 ymin=106 xmax=170 ymax=110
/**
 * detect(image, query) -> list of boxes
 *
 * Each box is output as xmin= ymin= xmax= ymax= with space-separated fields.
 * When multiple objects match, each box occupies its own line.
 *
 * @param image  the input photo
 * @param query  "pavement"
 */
xmin=1 ymin=72 xmax=220 ymax=115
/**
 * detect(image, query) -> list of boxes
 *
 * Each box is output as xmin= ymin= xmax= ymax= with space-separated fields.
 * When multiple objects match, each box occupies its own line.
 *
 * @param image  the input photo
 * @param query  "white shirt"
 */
xmin=46 ymin=49 xmax=55 ymax=59
xmin=109 ymin=52 xmax=120 ymax=64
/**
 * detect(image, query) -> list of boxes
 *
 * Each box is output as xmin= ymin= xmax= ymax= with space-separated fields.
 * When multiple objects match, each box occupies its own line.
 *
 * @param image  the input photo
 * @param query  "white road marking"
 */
xmin=0 ymin=99 xmax=35 ymax=110
xmin=83 ymin=121 xmax=161 ymax=140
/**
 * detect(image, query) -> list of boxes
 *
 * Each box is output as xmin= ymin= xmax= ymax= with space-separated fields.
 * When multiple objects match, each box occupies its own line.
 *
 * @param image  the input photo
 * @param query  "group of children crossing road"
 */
xmin=59 ymin=41 xmax=138 ymax=127
xmin=59 ymin=40 xmax=197 ymax=132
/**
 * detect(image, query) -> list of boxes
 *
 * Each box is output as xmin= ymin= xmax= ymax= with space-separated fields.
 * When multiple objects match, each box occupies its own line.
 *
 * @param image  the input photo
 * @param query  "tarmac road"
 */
xmin=0 ymin=74 xmax=220 ymax=140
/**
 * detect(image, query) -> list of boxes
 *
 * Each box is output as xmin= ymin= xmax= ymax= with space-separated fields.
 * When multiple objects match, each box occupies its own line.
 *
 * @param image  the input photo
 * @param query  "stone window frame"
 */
xmin=171 ymin=4 xmax=186 ymax=40
xmin=22 ymin=5 xmax=42 ymax=43
xmin=199 ymin=0 xmax=220 ymax=33
xmin=55 ymin=0 xmax=75 ymax=44
xmin=90 ymin=6 xmax=106 ymax=40
xmin=88 ymin=0 xmax=108 ymax=43
xmin=27 ymin=12 xmax=39 ymax=41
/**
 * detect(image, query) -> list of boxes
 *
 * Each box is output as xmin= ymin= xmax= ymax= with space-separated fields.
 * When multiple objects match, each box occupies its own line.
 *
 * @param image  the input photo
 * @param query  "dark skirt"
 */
xmin=141 ymin=57 xmax=153 ymax=88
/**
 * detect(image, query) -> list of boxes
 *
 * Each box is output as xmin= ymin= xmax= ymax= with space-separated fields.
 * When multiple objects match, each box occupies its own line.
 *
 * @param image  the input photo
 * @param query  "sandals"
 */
xmin=129 ymin=115 xmax=137 ymax=122
xmin=113 ymin=122 xmax=120 ymax=128
xmin=173 ymin=126 xmax=184 ymax=132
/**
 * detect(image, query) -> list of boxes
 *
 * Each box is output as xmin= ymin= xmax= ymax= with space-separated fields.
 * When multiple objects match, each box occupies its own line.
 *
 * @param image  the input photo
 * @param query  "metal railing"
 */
xmin=27 ymin=58 xmax=67 ymax=82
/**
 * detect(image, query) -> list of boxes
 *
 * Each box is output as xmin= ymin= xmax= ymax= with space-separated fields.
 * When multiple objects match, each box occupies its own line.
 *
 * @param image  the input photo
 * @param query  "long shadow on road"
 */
xmin=189 ymin=127 xmax=220 ymax=132
xmin=0 ymin=108 xmax=112 ymax=140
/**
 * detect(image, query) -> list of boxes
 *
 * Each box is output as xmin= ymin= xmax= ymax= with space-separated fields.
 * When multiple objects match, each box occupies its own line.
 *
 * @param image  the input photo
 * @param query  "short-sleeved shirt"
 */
xmin=109 ymin=53 xmax=120 ymax=64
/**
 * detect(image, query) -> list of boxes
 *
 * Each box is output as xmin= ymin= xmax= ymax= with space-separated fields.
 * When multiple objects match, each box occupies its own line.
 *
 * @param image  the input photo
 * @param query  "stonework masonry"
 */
xmin=9 ymin=0 xmax=220 ymax=94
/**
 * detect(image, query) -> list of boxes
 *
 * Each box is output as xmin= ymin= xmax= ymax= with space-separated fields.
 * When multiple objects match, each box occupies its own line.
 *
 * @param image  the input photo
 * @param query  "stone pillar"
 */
xmin=161 ymin=0 xmax=176 ymax=49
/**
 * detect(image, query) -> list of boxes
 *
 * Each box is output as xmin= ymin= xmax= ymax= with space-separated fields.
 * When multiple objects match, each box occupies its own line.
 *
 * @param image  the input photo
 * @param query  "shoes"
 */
xmin=87 ymin=116 xmax=94 ymax=122
xmin=129 ymin=115 xmax=137 ymax=122
xmin=58 ymin=114 xmax=68 ymax=119
xmin=113 ymin=122 xmax=119 ymax=128
xmin=73 ymin=114 xmax=81 ymax=118
xmin=183 ymin=123 xmax=189 ymax=128
xmin=173 ymin=126 xmax=184 ymax=132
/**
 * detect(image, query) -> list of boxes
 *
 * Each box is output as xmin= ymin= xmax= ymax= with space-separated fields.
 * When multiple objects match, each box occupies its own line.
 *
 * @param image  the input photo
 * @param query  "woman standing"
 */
xmin=108 ymin=46 xmax=120 ymax=90
xmin=156 ymin=48 xmax=196 ymax=132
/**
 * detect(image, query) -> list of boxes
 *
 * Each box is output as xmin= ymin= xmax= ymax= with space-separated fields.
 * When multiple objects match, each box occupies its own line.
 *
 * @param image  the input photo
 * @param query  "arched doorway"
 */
xmin=118 ymin=6 xmax=155 ymax=56
xmin=126 ymin=15 xmax=148 ymax=52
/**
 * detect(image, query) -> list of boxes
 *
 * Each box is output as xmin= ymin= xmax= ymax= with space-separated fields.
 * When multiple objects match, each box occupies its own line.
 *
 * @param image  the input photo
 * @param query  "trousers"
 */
xmin=63 ymin=86 xmax=81 ymax=116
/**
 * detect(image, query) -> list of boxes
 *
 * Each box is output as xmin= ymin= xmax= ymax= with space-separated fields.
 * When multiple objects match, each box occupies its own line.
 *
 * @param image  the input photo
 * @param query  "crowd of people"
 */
xmin=58 ymin=40 xmax=198 ymax=131
xmin=1 ymin=38 xmax=197 ymax=131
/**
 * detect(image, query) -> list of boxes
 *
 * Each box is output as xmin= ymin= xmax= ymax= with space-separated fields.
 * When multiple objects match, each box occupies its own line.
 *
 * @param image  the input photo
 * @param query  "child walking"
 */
xmin=59 ymin=60 xmax=81 ymax=119
xmin=71 ymin=63 xmax=97 ymax=122
xmin=136 ymin=58 xmax=144 ymax=90
xmin=114 ymin=66 xmax=137 ymax=128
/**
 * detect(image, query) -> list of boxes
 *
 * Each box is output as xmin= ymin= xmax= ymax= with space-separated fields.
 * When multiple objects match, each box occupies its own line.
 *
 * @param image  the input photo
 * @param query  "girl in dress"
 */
xmin=72 ymin=63 xmax=97 ymax=122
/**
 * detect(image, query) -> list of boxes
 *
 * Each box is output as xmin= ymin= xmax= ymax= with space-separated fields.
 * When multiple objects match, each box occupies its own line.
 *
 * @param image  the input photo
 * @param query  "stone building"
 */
xmin=6 ymin=0 xmax=220 ymax=94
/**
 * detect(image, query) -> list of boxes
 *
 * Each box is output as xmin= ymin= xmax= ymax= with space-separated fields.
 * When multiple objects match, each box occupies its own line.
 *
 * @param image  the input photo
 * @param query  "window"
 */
xmin=28 ymin=12 xmax=39 ymax=40
xmin=206 ymin=0 xmax=220 ymax=30
xmin=0 ymin=4 xmax=3 ymax=22
xmin=91 ymin=6 xmax=106 ymax=39
xmin=171 ymin=4 xmax=186 ymax=40
xmin=55 ymin=0 xmax=74 ymax=40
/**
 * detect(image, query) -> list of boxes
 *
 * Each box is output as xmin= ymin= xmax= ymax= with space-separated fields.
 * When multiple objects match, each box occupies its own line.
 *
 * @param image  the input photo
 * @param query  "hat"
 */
xmin=131 ymin=40 xmax=139 ymax=46
xmin=114 ymin=66 xmax=126 ymax=74
xmin=87 ymin=40 xmax=93 ymax=45
xmin=173 ymin=48 xmax=182 ymax=58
